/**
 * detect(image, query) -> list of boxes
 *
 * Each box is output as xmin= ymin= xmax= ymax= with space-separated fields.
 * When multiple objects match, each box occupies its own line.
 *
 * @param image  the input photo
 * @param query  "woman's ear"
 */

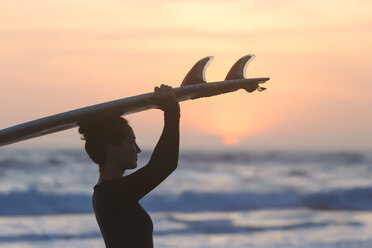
xmin=106 ymin=143 xmax=116 ymax=158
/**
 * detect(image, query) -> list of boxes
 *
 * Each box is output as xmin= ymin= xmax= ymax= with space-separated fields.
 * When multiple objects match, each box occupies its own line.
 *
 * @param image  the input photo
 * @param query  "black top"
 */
xmin=93 ymin=106 xmax=180 ymax=248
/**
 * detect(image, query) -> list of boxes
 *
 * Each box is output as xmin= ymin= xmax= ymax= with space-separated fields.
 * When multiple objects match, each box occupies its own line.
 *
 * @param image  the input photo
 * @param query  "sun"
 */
xmin=194 ymin=109 xmax=265 ymax=146
xmin=222 ymin=135 xmax=240 ymax=146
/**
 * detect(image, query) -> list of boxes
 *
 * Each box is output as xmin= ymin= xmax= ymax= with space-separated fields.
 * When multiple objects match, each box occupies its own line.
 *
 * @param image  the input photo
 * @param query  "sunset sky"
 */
xmin=1 ymin=0 xmax=371 ymax=151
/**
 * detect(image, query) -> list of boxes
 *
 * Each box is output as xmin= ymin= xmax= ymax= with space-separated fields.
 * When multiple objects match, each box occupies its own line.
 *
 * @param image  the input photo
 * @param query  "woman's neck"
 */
xmin=97 ymin=161 xmax=126 ymax=184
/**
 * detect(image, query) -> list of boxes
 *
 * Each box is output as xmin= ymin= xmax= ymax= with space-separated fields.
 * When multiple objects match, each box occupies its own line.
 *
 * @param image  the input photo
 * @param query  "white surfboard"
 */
xmin=0 ymin=55 xmax=269 ymax=147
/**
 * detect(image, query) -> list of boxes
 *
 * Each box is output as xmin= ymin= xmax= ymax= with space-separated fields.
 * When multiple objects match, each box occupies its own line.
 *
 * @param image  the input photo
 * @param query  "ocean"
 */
xmin=0 ymin=148 xmax=372 ymax=248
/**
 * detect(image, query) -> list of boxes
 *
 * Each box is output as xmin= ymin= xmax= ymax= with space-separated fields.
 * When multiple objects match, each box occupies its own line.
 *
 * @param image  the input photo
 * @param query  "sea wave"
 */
xmin=0 ymin=149 xmax=370 ymax=168
xmin=1 ymin=148 xmax=371 ymax=217
xmin=2 ymin=186 xmax=372 ymax=216
xmin=180 ymin=151 xmax=369 ymax=165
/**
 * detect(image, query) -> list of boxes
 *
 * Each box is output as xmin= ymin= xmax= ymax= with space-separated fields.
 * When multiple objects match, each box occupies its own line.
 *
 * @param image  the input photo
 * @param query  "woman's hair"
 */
xmin=78 ymin=116 xmax=130 ymax=165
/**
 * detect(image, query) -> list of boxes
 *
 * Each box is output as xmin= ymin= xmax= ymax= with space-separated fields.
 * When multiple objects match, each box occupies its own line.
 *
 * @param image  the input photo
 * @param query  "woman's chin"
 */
xmin=128 ymin=161 xmax=138 ymax=169
xmin=121 ymin=162 xmax=137 ymax=171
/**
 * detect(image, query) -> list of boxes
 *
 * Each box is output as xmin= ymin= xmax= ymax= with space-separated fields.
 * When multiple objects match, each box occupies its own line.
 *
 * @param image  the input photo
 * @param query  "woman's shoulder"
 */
xmin=93 ymin=176 xmax=129 ymax=191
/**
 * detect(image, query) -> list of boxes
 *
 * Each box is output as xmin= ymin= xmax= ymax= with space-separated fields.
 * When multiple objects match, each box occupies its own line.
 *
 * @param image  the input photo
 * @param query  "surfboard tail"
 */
xmin=181 ymin=55 xmax=267 ymax=92
xmin=178 ymin=54 xmax=268 ymax=100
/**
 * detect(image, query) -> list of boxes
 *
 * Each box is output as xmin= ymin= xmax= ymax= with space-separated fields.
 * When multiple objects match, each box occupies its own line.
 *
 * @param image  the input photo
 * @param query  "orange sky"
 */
xmin=1 ymin=0 xmax=371 ymax=151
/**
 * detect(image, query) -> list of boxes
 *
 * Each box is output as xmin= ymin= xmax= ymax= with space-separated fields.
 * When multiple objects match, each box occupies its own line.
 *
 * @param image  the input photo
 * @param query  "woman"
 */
xmin=79 ymin=84 xmax=180 ymax=248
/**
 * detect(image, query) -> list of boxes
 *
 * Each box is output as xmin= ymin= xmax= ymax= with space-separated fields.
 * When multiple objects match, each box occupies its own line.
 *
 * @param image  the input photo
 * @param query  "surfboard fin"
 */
xmin=225 ymin=55 xmax=264 ymax=92
xmin=225 ymin=55 xmax=255 ymax=80
xmin=181 ymin=56 xmax=214 ymax=86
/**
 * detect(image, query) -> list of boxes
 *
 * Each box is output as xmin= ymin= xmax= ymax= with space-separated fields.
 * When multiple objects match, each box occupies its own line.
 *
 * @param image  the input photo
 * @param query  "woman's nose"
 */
xmin=136 ymin=143 xmax=141 ymax=153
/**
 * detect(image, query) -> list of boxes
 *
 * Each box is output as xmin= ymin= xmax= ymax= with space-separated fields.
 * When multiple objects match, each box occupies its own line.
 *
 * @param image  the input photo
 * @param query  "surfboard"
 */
xmin=0 ymin=55 xmax=270 ymax=147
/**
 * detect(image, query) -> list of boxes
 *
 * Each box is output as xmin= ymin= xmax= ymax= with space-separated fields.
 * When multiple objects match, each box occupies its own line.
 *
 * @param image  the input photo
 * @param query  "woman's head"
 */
xmin=79 ymin=116 xmax=141 ymax=170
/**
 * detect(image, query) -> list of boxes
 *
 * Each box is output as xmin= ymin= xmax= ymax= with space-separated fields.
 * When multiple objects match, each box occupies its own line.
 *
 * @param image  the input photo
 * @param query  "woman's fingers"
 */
xmin=152 ymin=84 xmax=178 ymax=109
xmin=155 ymin=85 xmax=173 ymax=96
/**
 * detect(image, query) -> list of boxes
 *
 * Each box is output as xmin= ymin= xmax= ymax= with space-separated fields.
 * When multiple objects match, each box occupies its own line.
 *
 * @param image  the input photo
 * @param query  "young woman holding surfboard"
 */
xmin=79 ymin=84 xmax=180 ymax=248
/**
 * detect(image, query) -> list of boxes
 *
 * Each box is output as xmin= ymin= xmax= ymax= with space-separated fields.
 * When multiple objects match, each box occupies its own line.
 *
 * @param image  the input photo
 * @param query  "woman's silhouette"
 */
xmin=79 ymin=84 xmax=180 ymax=247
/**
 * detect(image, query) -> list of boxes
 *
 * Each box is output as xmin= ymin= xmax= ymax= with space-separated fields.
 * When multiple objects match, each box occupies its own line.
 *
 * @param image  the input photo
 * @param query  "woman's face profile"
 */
xmin=111 ymin=126 xmax=141 ymax=170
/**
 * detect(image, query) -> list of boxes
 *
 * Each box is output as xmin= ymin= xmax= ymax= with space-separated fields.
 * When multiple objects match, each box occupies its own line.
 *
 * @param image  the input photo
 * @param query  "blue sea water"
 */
xmin=0 ymin=148 xmax=372 ymax=247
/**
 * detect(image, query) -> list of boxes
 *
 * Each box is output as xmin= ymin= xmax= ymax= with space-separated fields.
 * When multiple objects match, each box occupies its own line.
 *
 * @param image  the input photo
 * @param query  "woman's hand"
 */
xmin=153 ymin=84 xmax=179 ymax=111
